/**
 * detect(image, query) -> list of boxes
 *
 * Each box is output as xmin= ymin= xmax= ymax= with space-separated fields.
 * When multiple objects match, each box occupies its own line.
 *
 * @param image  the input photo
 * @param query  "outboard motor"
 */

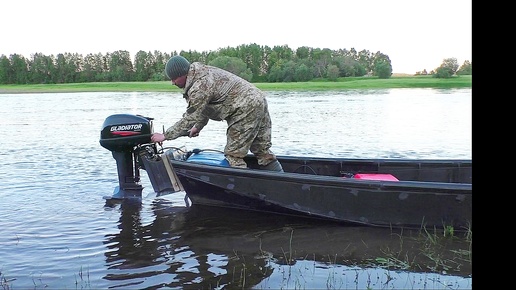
xmin=100 ymin=114 xmax=154 ymax=201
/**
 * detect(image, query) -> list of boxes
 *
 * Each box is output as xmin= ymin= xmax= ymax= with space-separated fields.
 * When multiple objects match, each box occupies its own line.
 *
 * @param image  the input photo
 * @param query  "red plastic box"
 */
xmin=353 ymin=173 xmax=399 ymax=181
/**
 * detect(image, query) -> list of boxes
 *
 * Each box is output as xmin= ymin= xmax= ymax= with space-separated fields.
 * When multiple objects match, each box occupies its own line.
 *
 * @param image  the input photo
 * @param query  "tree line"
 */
xmin=0 ymin=43 xmax=471 ymax=85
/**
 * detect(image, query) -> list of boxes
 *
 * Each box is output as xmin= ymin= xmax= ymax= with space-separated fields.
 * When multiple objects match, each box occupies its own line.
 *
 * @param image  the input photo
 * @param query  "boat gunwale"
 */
xmin=168 ymin=158 xmax=472 ymax=193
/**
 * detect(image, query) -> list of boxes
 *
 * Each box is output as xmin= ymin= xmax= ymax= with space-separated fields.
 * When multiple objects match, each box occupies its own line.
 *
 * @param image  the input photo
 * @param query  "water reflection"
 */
xmin=103 ymin=199 xmax=274 ymax=288
xmin=102 ymin=196 xmax=471 ymax=289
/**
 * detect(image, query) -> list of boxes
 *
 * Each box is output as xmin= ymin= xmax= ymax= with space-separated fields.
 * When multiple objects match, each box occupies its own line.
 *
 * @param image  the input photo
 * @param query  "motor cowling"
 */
xmin=100 ymin=114 xmax=153 ymax=152
xmin=100 ymin=114 xmax=154 ymax=202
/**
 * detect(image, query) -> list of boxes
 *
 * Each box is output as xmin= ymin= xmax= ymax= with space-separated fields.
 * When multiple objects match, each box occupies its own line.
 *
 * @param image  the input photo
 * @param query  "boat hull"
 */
xmin=140 ymin=150 xmax=472 ymax=230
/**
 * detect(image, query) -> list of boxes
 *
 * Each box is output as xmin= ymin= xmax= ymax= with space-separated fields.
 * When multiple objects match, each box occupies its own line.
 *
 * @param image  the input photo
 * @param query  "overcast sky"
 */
xmin=1 ymin=0 xmax=472 ymax=74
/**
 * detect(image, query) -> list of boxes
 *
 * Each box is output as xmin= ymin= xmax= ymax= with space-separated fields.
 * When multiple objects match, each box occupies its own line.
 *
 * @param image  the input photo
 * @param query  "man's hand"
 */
xmin=188 ymin=126 xmax=200 ymax=138
xmin=151 ymin=133 xmax=166 ymax=143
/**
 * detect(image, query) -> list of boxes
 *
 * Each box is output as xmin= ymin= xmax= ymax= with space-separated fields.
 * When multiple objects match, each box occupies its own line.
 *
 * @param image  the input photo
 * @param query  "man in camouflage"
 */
xmin=150 ymin=55 xmax=283 ymax=171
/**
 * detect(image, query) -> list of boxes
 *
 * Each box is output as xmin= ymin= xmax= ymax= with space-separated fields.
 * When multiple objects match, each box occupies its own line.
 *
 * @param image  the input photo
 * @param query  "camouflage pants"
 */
xmin=224 ymin=97 xmax=277 ymax=168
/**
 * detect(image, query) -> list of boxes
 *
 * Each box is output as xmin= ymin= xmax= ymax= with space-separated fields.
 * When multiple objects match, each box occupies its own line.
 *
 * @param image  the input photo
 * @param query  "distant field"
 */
xmin=0 ymin=75 xmax=471 ymax=94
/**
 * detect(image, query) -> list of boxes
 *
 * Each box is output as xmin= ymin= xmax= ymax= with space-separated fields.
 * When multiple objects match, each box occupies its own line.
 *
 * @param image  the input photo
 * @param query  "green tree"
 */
xmin=82 ymin=53 xmax=108 ymax=82
xmin=281 ymin=60 xmax=298 ymax=82
xmin=217 ymin=46 xmax=239 ymax=58
xmin=456 ymin=60 xmax=472 ymax=75
xmin=134 ymin=50 xmax=155 ymax=81
xmin=271 ymin=45 xmax=294 ymax=67
xmin=267 ymin=60 xmax=283 ymax=83
xmin=237 ymin=43 xmax=263 ymax=81
xmin=372 ymin=52 xmax=392 ymax=78
xmin=357 ymin=49 xmax=373 ymax=74
xmin=68 ymin=53 xmax=83 ymax=83
xmin=0 ymin=55 xmax=12 ymax=84
xmin=294 ymin=63 xmax=312 ymax=81
xmin=267 ymin=59 xmax=298 ymax=82
xmin=152 ymin=50 xmax=168 ymax=81
xmin=179 ymin=50 xmax=205 ymax=64
xmin=311 ymin=48 xmax=333 ymax=78
xmin=54 ymin=54 xmax=67 ymax=83
xmin=107 ymin=50 xmax=133 ymax=81
xmin=326 ymin=64 xmax=340 ymax=81
xmin=54 ymin=53 xmax=81 ymax=83
xmin=3 ymin=44 xmax=399 ymax=84
xmin=433 ymin=57 xmax=459 ymax=78
xmin=29 ymin=53 xmax=55 ymax=84
xmin=333 ymin=56 xmax=365 ymax=77
xmin=375 ymin=61 xmax=392 ymax=79
xmin=208 ymin=56 xmax=252 ymax=81
xmin=295 ymin=46 xmax=311 ymax=60
xmin=10 ymin=54 xmax=29 ymax=84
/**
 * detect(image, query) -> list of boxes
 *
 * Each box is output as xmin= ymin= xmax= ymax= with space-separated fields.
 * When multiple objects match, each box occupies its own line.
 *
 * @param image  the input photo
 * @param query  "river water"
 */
xmin=0 ymin=88 xmax=472 ymax=289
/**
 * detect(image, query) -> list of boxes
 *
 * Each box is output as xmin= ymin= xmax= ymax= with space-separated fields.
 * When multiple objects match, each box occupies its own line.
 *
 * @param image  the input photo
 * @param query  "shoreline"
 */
xmin=0 ymin=76 xmax=472 ymax=94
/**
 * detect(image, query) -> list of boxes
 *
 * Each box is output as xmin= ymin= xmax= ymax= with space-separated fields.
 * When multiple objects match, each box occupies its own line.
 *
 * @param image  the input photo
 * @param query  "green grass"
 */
xmin=0 ymin=75 xmax=471 ymax=94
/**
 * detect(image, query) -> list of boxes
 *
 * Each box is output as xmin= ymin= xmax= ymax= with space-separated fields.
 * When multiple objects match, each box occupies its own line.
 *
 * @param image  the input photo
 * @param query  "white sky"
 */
xmin=1 ymin=0 xmax=471 ymax=74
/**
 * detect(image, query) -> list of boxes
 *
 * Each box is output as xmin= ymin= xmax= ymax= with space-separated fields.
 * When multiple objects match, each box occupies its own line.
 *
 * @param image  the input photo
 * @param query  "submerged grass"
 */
xmin=249 ymin=224 xmax=472 ymax=289
xmin=0 ymin=271 xmax=14 ymax=290
xmin=373 ymin=225 xmax=472 ymax=275
xmin=1 ymin=225 xmax=471 ymax=289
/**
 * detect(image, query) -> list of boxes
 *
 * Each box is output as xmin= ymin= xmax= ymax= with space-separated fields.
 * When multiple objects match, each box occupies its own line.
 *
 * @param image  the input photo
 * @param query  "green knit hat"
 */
xmin=165 ymin=55 xmax=191 ymax=80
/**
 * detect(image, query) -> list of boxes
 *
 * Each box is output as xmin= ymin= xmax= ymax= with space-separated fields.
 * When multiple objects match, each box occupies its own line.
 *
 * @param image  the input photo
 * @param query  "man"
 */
xmin=150 ymin=55 xmax=283 ymax=171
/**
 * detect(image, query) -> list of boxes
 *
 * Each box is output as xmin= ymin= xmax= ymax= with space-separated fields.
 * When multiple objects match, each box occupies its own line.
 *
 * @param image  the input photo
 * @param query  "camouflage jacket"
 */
xmin=164 ymin=62 xmax=266 ymax=140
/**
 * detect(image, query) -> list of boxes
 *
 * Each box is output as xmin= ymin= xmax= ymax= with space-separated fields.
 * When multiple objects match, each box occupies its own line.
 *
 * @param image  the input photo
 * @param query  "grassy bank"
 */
xmin=0 ymin=75 xmax=471 ymax=94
